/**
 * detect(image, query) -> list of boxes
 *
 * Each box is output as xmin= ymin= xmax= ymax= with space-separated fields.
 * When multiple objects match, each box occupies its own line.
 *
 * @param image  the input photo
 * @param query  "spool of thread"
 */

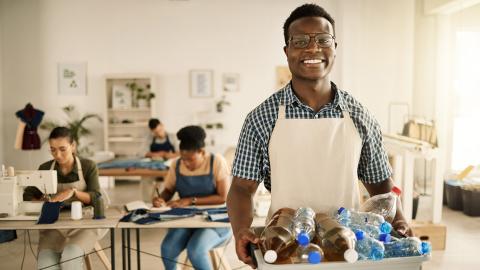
xmin=7 ymin=166 xmax=15 ymax=177
xmin=71 ymin=201 xmax=82 ymax=220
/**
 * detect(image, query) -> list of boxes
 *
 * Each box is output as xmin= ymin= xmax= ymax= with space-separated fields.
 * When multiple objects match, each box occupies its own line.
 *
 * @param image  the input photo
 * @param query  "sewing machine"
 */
xmin=0 ymin=170 xmax=57 ymax=219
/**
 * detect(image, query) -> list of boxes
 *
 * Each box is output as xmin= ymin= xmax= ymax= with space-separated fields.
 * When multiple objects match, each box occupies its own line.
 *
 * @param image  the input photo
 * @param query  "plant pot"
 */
xmin=137 ymin=99 xmax=148 ymax=108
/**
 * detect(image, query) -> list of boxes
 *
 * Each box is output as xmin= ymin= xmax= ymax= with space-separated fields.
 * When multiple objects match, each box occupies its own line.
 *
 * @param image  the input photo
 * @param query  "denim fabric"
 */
xmin=37 ymin=244 xmax=84 ymax=270
xmin=97 ymin=159 xmax=167 ymax=170
xmin=161 ymin=228 xmax=231 ymax=270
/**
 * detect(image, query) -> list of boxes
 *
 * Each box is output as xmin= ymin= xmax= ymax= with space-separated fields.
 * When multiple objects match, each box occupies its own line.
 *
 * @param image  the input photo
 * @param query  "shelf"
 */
xmin=108 ymin=108 xmax=150 ymax=113
xmin=109 ymin=123 xmax=148 ymax=128
xmin=108 ymin=137 xmax=146 ymax=143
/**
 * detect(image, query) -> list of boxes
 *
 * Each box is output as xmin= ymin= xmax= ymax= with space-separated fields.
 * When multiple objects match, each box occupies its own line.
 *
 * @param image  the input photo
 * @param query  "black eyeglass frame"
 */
xmin=288 ymin=33 xmax=336 ymax=49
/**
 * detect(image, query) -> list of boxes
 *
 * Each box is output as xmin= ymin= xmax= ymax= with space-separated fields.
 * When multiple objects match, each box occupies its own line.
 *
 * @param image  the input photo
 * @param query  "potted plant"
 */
xmin=40 ymin=105 xmax=102 ymax=157
xmin=126 ymin=82 xmax=155 ymax=108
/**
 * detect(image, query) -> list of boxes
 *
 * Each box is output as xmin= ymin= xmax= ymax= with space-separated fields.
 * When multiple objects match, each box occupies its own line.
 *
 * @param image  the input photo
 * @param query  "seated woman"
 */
xmin=152 ymin=125 xmax=231 ymax=270
xmin=145 ymin=118 xmax=179 ymax=159
xmin=23 ymin=127 xmax=103 ymax=270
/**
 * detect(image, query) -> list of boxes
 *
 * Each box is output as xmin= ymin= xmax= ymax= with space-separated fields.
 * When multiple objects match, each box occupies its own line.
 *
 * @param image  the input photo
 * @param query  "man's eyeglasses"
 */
xmin=288 ymin=33 xmax=335 ymax=49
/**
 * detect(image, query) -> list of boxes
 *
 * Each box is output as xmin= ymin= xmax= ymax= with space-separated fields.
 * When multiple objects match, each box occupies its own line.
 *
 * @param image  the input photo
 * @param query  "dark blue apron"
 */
xmin=175 ymin=154 xmax=216 ymax=198
xmin=150 ymin=135 xmax=175 ymax=153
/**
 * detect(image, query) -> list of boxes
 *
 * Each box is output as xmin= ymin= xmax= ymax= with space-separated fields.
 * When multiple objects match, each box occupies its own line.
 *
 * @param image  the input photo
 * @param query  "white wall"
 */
xmin=0 ymin=0 xmax=4 ymax=166
xmin=1 ymin=0 xmax=417 ymax=169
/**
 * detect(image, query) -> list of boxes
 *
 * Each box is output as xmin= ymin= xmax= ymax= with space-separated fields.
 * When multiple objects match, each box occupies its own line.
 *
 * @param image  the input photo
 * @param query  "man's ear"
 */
xmin=283 ymin=45 xmax=288 ymax=56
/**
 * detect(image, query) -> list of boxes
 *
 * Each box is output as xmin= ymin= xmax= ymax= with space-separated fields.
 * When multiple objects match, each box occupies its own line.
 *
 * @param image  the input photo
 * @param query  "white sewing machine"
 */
xmin=0 ymin=170 xmax=57 ymax=220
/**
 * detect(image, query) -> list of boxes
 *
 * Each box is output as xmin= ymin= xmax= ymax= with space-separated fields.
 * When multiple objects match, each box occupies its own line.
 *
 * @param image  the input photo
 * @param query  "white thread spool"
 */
xmin=71 ymin=201 xmax=82 ymax=220
xmin=7 ymin=166 xmax=15 ymax=177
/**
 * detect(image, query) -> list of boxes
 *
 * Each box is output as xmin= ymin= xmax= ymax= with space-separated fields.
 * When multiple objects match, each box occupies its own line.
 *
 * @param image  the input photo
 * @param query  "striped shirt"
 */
xmin=232 ymin=82 xmax=392 ymax=191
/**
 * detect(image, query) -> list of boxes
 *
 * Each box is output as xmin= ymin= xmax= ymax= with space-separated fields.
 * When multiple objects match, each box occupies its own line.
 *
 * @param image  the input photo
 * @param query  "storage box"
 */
xmin=411 ymin=221 xmax=446 ymax=250
xmin=461 ymin=186 xmax=480 ymax=217
xmin=251 ymin=227 xmax=430 ymax=269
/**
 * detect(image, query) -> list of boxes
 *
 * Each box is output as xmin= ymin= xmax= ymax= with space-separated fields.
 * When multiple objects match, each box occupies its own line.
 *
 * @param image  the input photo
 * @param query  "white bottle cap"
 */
xmin=343 ymin=248 xmax=358 ymax=263
xmin=263 ymin=250 xmax=278 ymax=263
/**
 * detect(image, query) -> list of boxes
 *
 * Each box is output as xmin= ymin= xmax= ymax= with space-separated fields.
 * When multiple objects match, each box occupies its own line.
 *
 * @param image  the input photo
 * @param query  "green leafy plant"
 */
xmin=126 ymin=82 xmax=155 ymax=106
xmin=39 ymin=105 xmax=102 ymax=157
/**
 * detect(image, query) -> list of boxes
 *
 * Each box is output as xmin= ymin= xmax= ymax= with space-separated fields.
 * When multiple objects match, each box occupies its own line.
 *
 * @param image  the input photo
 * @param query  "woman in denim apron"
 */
xmin=152 ymin=125 xmax=231 ymax=270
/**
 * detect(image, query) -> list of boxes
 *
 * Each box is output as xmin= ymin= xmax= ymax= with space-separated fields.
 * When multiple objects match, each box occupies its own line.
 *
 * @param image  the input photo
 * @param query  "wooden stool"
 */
xmin=180 ymin=247 xmax=231 ymax=270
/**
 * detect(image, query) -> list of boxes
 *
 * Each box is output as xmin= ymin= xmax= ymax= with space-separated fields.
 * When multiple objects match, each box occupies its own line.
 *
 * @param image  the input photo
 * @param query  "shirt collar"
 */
xmin=283 ymin=81 xmax=347 ymax=111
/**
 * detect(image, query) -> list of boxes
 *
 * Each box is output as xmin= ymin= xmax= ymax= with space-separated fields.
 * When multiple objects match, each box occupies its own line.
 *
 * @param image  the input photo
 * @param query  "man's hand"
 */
xmin=49 ymin=188 xmax=75 ymax=202
xmin=152 ymin=196 xmax=166 ymax=207
xmin=166 ymin=198 xmax=191 ymax=208
xmin=393 ymin=219 xmax=413 ymax=237
xmin=235 ymin=228 xmax=260 ymax=269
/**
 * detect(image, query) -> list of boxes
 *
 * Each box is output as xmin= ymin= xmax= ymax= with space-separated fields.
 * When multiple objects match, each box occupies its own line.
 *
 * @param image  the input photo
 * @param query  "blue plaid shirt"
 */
xmin=232 ymin=82 xmax=392 ymax=191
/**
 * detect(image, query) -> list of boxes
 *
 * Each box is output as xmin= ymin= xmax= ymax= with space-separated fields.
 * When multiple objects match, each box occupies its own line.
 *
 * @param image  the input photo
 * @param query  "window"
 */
xmin=451 ymin=31 xmax=480 ymax=170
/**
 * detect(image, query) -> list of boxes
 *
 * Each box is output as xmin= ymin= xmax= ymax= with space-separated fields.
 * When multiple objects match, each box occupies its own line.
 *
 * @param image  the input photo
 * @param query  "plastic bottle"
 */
xmin=347 ymin=222 xmax=392 ymax=239
xmin=292 ymin=207 xmax=316 ymax=245
xmin=261 ymin=208 xmax=297 ymax=263
xmin=294 ymin=242 xmax=323 ymax=264
xmin=383 ymin=237 xmax=431 ymax=258
xmin=354 ymin=230 xmax=385 ymax=261
xmin=360 ymin=186 xmax=402 ymax=223
xmin=337 ymin=207 xmax=385 ymax=226
xmin=314 ymin=213 xmax=359 ymax=263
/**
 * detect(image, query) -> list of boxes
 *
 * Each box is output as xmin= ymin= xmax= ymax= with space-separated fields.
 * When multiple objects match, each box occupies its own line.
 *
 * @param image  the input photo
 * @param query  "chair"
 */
xmin=85 ymin=241 xmax=111 ymax=270
xmin=180 ymin=237 xmax=232 ymax=270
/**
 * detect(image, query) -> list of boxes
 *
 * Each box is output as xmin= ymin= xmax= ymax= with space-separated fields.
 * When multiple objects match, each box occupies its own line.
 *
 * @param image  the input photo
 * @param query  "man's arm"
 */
xmin=362 ymin=178 xmax=413 ymax=236
xmin=227 ymin=176 xmax=260 ymax=268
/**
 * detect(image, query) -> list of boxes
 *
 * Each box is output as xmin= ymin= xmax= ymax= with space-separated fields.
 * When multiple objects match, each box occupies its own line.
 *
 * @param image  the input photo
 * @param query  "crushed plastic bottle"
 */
xmin=354 ymin=230 xmax=385 ymax=261
xmin=337 ymin=207 xmax=386 ymax=226
xmin=348 ymin=222 xmax=392 ymax=240
xmin=261 ymin=208 xmax=297 ymax=263
xmin=292 ymin=207 xmax=316 ymax=245
xmin=360 ymin=186 xmax=402 ymax=223
xmin=294 ymin=242 xmax=324 ymax=264
xmin=314 ymin=213 xmax=359 ymax=263
xmin=383 ymin=237 xmax=431 ymax=258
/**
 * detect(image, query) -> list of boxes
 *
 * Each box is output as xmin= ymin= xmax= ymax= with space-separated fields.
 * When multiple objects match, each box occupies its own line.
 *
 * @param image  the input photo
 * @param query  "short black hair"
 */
xmin=49 ymin=126 xmax=74 ymax=143
xmin=148 ymin=118 xmax=161 ymax=130
xmin=177 ymin=125 xmax=206 ymax=151
xmin=283 ymin=3 xmax=335 ymax=45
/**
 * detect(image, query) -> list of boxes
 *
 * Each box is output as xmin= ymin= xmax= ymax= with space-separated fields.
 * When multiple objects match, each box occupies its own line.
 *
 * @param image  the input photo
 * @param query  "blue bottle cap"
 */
xmin=338 ymin=207 xmax=346 ymax=214
xmin=297 ymin=232 xmax=310 ymax=246
xmin=379 ymin=233 xmax=391 ymax=243
xmin=355 ymin=230 xmax=365 ymax=240
xmin=380 ymin=222 xmax=393 ymax=234
xmin=308 ymin=251 xmax=322 ymax=264
xmin=421 ymin=242 xmax=431 ymax=254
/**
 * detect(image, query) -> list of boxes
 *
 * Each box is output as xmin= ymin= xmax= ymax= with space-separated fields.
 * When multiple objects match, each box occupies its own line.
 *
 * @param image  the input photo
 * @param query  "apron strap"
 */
xmin=50 ymin=156 xmax=86 ymax=183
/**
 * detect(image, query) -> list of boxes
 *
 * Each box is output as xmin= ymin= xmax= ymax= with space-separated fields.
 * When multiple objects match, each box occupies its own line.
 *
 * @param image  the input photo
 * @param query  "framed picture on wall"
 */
xmin=58 ymin=62 xmax=87 ymax=95
xmin=190 ymin=70 xmax=213 ymax=98
xmin=222 ymin=73 xmax=240 ymax=92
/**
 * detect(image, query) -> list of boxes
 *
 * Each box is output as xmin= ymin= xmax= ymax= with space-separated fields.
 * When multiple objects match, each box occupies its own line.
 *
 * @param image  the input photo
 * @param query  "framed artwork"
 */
xmin=112 ymin=84 xmax=132 ymax=109
xmin=190 ymin=70 xmax=213 ymax=98
xmin=58 ymin=62 xmax=87 ymax=95
xmin=222 ymin=73 xmax=240 ymax=92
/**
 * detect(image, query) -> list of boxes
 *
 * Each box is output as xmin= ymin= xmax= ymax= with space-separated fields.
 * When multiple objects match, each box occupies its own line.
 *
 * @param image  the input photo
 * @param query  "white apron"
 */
xmin=267 ymin=99 xmax=363 ymax=218
xmin=38 ymin=156 xmax=102 ymax=253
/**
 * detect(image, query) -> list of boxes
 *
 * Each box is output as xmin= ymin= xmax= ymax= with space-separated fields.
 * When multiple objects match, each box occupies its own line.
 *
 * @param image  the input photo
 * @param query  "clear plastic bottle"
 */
xmin=360 ymin=186 xmax=402 ymax=223
xmin=337 ymin=207 xmax=385 ymax=226
xmin=354 ymin=230 xmax=385 ymax=261
xmin=383 ymin=237 xmax=431 ymax=258
xmin=261 ymin=208 xmax=297 ymax=263
xmin=314 ymin=213 xmax=359 ymax=263
xmin=292 ymin=207 xmax=316 ymax=245
xmin=294 ymin=242 xmax=324 ymax=264
xmin=346 ymin=221 xmax=392 ymax=239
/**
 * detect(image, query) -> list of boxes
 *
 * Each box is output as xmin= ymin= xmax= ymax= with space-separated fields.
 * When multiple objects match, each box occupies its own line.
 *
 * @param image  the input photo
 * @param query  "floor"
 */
xmin=1 ymin=180 xmax=479 ymax=270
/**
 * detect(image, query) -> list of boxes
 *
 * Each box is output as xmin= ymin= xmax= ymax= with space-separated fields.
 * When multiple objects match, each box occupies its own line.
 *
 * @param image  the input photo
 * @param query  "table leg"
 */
xmin=127 ymin=229 xmax=131 ymax=270
xmin=110 ymin=228 xmax=116 ymax=270
xmin=136 ymin=228 xmax=141 ymax=270
xmin=122 ymin=229 xmax=126 ymax=270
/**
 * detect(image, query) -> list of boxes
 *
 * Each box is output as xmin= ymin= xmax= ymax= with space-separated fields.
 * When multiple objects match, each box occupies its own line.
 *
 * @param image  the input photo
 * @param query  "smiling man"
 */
xmin=227 ymin=3 xmax=413 ymax=268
